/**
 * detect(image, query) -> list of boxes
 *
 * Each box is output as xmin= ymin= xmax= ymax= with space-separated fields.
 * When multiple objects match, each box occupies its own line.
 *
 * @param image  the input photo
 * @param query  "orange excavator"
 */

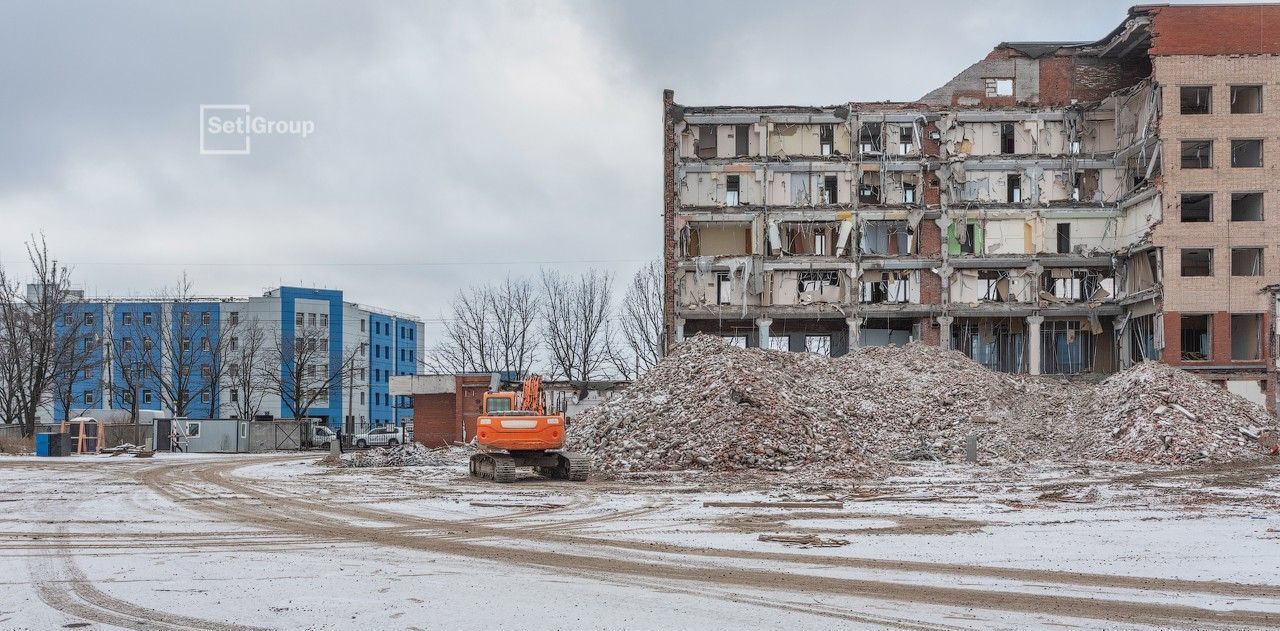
xmin=469 ymin=375 xmax=590 ymax=482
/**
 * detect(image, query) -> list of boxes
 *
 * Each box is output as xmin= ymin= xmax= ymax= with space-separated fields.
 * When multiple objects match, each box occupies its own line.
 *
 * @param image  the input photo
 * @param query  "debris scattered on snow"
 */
xmin=758 ymin=533 xmax=850 ymax=548
xmin=336 ymin=443 xmax=470 ymax=468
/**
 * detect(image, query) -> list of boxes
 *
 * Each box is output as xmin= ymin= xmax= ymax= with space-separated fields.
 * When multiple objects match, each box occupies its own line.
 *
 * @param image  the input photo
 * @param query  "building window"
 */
xmin=180 ymin=365 xmax=191 ymax=376
xmin=1180 ymin=193 xmax=1212 ymax=222
xmin=84 ymin=312 xmax=94 ymax=325
xmin=1231 ymin=248 xmax=1264 ymax=276
xmin=308 ymin=313 xmax=317 ymax=326
xmin=725 ymin=175 xmax=740 ymax=206
xmin=143 ymin=389 xmax=153 ymax=404
xmin=1180 ymin=315 xmax=1211 ymax=361
xmin=899 ymin=126 xmax=913 ymax=154
xmin=186 ymin=422 xmax=200 ymax=438
xmin=1231 ymin=192 xmax=1264 ymax=221
xmin=200 ymin=338 xmax=210 ymax=351
xmin=142 ymin=312 xmax=153 ymax=325
xmin=804 ymin=335 xmax=832 ymax=356
xmin=201 ymin=311 xmax=211 ymax=325
xmin=122 ymin=390 xmax=133 ymax=405
xmin=180 ymin=311 xmax=190 ymax=326
xmin=82 ymin=338 xmax=92 ymax=352
xmin=200 ymin=364 xmax=211 ymax=378
xmin=723 ymin=336 xmax=747 ymax=349
xmin=859 ymin=123 xmax=880 ymax=154
xmin=1231 ymin=314 xmax=1262 ymax=360
xmin=715 ymin=273 xmax=732 ymax=305
xmin=83 ymin=390 xmax=94 ymax=405
xmin=201 ymin=392 xmax=211 ymax=404
xmin=822 ymin=175 xmax=837 ymax=204
xmin=319 ymin=313 xmax=328 ymax=327
xmin=229 ymin=364 xmax=240 ymax=378
xmin=1180 ymin=248 xmax=1213 ymax=276
xmin=985 ymin=78 xmax=1013 ymax=97
xmin=229 ymin=311 xmax=239 ymax=326
xmin=143 ymin=337 xmax=153 ymax=351
xmin=63 ymin=313 xmax=72 ymax=325
xmin=360 ymin=392 xmax=365 ymax=404
xmin=819 ymin=125 xmax=833 ymax=156
xmin=122 ymin=312 xmax=133 ymax=325
xmin=1231 ymin=139 xmax=1263 ymax=167
xmin=1055 ymin=223 xmax=1071 ymax=254
xmin=1006 ymin=174 xmax=1021 ymax=203
xmin=903 ymin=183 xmax=916 ymax=204
xmin=1230 ymin=85 xmax=1262 ymax=114
xmin=1179 ymin=86 xmax=1212 ymax=114
xmin=1181 ymin=140 xmax=1212 ymax=168
xmin=734 ymin=124 xmax=750 ymax=156
xmin=695 ymin=124 xmax=717 ymax=159
xmin=122 ymin=338 xmax=134 ymax=352
xmin=230 ymin=389 xmax=239 ymax=402
xmin=229 ymin=337 xmax=238 ymax=351
xmin=295 ymin=312 xmax=303 ymax=326
xmin=182 ymin=337 xmax=191 ymax=352
xmin=999 ymin=123 xmax=1015 ymax=154
xmin=360 ymin=319 xmax=366 ymax=332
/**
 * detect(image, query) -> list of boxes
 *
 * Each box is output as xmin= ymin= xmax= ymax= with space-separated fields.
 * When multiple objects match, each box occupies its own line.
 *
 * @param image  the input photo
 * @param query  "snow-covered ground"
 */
xmin=0 ymin=451 xmax=1278 ymax=630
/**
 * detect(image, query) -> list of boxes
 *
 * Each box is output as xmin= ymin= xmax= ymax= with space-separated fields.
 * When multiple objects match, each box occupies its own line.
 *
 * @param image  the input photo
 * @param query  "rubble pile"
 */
xmin=569 ymin=335 xmax=1276 ymax=476
xmin=339 ymin=443 xmax=468 ymax=468
xmin=1082 ymin=362 xmax=1276 ymax=464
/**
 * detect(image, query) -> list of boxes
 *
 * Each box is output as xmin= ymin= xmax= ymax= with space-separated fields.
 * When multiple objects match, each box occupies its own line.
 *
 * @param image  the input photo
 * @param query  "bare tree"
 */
xmin=51 ymin=320 xmax=104 ymax=421
xmin=0 ymin=235 xmax=89 ymax=435
xmin=426 ymin=275 xmax=540 ymax=374
xmin=223 ymin=315 xmax=270 ymax=420
xmin=609 ymin=262 xmax=664 ymax=379
xmin=540 ymin=268 xmax=614 ymax=387
xmin=265 ymin=325 xmax=360 ymax=419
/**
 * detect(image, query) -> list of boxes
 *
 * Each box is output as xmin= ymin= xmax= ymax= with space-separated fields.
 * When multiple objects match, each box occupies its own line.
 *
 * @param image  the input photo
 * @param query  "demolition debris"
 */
xmin=337 ymin=443 xmax=469 ymax=468
xmin=568 ymin=336 xmax=1278 ymax=476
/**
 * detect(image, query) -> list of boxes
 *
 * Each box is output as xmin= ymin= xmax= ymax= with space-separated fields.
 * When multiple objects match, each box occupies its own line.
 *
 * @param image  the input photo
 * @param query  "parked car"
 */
xmin=353 ymin=426 xmax=405 ymax=448
xmin=311 ymin=425 xmax=338 ymax=450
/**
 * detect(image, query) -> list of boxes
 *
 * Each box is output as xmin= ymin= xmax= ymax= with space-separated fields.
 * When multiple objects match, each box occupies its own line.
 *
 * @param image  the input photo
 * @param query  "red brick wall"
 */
xmin=918 ymin=220 xmax=941 ymax=257
xmin=456 ymin=376 xmax=491 ymax=443
xmin=411 ymin=393 xmax=456 ymax=447
xmin=1160 ymin=310 xmax=1273 ymax=368
xmin=918 ymin=317 xmax=939 ymax=347
xmin=1149 ymin=5 xmax=1280 ymax=56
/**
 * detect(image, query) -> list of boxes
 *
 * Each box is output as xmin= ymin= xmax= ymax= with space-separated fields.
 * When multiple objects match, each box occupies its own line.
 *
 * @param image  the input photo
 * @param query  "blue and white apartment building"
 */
xmin=43 ymin=286 xmax=424 ymax=433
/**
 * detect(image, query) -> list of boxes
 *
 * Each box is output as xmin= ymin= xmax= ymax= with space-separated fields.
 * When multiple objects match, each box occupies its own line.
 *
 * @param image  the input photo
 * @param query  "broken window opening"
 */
xmin=1231 ymin=192 xmax=1263 ymax=221
xmin=1180 ymin=314 xmax=1211 ymax=361
xmin=1056 ymin=223 xmax=1071 ymax=254
xmin=1180 ymin=193 xmax=1212 ymax=222
xmin=734 ymin=124 xmax=750 ymax=156
xmin=1040 ymin=320 xmax=1094 ymax=375
xmin=1180 ymin=140 xmax=1212 ymax=169
xmin=1127 ymin=314 xmax=1159 ymax=363
xmin=903 ymin=183 xmax=916 ymax=204
xmin=723 ymin=336 xmax=748 ymax=349
xmin=726 ymin=175 xmax=740 ymax=207
xmin=954 ymin=319 xmax=1025 ymax=373
xmin=798 ymin=271 xmax=839 ymax=293
xmin=814 ymin=232 xmax=828 ymax=256
xmin=858 ymin=183 xmax=880 ymax=204
xmin=767 ymin=336 xmax=790 ymax=352
xmin=1042 ymin=269 xmax=1107 ymax=302
xmin=978 ymin=270 xmax=1010 ymax=302
xmin=1231 ymin=314 xmax=1262 ymax=360
xmin=1179 ymin=86 xmax=1212 ymax=115
xmin=859 ymin=123 xmax=881 ymax=154
xmin=956 ymin=223 xmax=977 ymax=255
xmin=715 ymin=273 xmax=732 ymax=305
xmin=1070 ymin=140 xmax=1081 ymax=155
xmin=696 ymin=125 xmax=718 ymax=159
xmin=1231 ymin=247 xmax=1264 ymax=276
xmin=898 ymin=126 xmax=913 ymax=154
xmin=1231 ymin=139 xmax=1263 ymax=167
xmin=1180 ymin=249 xmax=1213 ymax=277
xmin=1230 ymin=85 xmax=1262 ymax=114
xmin=860 ymin=272 xmax=910 ymax=304
xmin=804 ymin=335 xmax=831 ymax=357
xmin=1000 ymin=123 xmax=1015 ymax=154
xmin=822 ymin=175 xmax=838 ymax=204
xmin=819 ymin=125 xmax=834 ymax=156
xmin=986 ymin=78 xmax=1013 ymax=97
xmin=1007 ymin=174 xmax=1022 ymax=203
xmin=860 ymin=221 xmax=913 ymax=256
xmin=1072 ymin=174 xmax=1081 ymax=202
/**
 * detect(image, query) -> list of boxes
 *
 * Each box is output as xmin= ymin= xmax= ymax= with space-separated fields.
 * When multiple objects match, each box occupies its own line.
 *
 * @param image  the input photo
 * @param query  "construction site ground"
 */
xmin=2 ymin=452 xmax=1279 ymax=630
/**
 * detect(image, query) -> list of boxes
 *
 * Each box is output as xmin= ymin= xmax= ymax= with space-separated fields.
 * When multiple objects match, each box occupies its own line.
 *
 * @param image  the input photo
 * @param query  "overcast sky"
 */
xmin=0 ymin=0 xmax=1212 ymax=337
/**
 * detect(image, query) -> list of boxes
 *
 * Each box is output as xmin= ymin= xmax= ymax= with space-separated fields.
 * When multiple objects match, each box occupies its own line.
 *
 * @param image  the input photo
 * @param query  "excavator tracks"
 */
xmin=470 ymin=453 xmax=517 ymax=483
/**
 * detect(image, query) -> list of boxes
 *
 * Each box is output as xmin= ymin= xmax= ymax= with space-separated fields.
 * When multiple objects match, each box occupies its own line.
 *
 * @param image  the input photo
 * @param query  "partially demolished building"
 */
xmin=662 ymin=4 xmax=1279 ymax=408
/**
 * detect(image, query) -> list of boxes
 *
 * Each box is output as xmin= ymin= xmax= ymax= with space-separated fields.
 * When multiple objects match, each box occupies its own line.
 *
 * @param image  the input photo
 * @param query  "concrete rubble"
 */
xmin=338 ymin=443 xmax=470 ymax=468
xmin=568 ymin=335 xmax=1277 ymax=476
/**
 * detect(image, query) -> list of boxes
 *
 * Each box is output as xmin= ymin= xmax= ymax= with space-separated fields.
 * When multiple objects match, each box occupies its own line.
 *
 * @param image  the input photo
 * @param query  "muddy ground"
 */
xmin=0 ymin=453 xmax=1278 ymax=630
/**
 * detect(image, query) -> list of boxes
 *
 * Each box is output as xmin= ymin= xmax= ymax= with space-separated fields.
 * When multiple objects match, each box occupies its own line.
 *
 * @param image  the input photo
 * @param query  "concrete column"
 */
xmin=846 ymin=317 xmax=864 ymax=349
xmin=674 ymin=318 xmax=687 ymax=343
xmin=755 ymin=317 xmax=773 ymax=348
xmin=936 ymin=316 xmax=954 ymax=350
xmin=1026 ymin=315 xmax=1044 ymax=375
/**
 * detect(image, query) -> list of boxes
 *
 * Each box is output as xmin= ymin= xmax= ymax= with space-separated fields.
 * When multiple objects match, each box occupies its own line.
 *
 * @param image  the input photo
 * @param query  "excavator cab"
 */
xmin=469 ymin=377 xmax=589 ymax=482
